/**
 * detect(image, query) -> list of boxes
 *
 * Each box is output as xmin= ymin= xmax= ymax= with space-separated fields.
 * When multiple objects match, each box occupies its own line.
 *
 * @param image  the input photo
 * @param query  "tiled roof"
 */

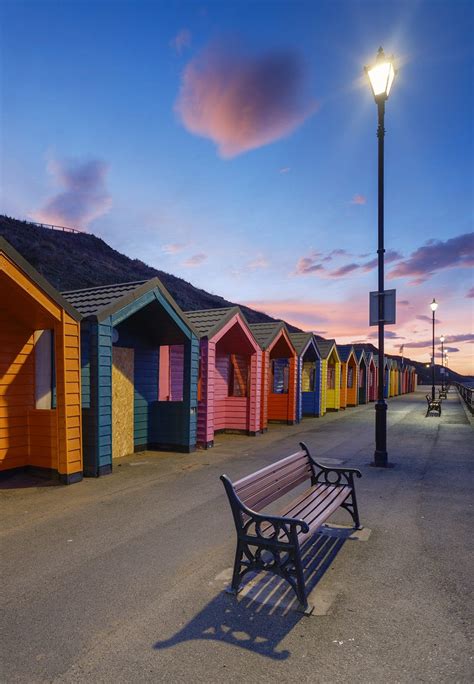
xmin=62 ymin=280 xmax=149 ymax=316
xmin=185 ymin=307 xmax=239 ymax=338
xmin=248 ymin=322 xmax=285 ymax=349
xmin=289 ymin=332 xmax=317 ymax=356
xmin=316 ymin=339 xmax=336 ymax=359
xmin=337 ymin=344 xmax=354 ymax=362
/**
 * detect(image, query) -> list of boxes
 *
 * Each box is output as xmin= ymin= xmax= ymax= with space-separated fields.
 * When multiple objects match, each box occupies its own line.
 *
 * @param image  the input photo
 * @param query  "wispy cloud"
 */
xmin=183 ymin=253 xmax=207 ymax=267
xmin=404 ymin=332 xmax=474 ymax=348
xmin=33 ymin=157 xmax=112 ymax=228
xmin=399 ymin=300 xmax=410 ymax=306
xmin=170 ymin=29 xmax=192 ymax=54
xmin=388 ymin=233 xmax=474 ymax=283
xmin=368 ymin=330 xmax=405 ymax=340
xmin=416 ymin=314 xmax=442 ymax=325
xmin=279 ymin=167 xmax=291 ymax=174
xmin=351 ymin=194 xmax=366 ymax=205
xmin=247 ymin=256 xmax=269 ymax=269
xmin=295 ymin=256 xmax=324 ymax=275
xmin=361 ymin=250 xmax=403 ymax=272
xmin=467 ymin=287 xmax=474 ymax=298
xmin=175 ymin=42 xmax=317 ymax=157
xmin=162 ymin=242 xmax=187 ymax=254
xmin=328 ymin=262 xmax=360 ymax=277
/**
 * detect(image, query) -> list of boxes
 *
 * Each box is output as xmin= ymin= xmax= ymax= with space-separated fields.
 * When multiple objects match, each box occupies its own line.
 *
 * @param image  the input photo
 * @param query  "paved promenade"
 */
xmin=1 ymin=388 xmax=472 ymax=683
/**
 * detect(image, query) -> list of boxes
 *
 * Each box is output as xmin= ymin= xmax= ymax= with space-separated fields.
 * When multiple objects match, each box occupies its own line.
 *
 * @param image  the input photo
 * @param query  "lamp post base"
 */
xmin=372 ymin=400 xmax=389 ymax=467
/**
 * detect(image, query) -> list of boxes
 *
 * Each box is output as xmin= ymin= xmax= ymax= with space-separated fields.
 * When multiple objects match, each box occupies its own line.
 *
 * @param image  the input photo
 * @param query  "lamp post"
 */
xmin=440 ymin=335 xmax=445 ymax=390
xmin=365 ymin=47 xmax=396 ymax=468
xmin=430 ymin=298 xmax=438 ymax=400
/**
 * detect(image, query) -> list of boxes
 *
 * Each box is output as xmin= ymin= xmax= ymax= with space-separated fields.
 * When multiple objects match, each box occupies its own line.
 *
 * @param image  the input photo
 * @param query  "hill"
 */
xmin=0 ymin=216 xmax=289 ymax=326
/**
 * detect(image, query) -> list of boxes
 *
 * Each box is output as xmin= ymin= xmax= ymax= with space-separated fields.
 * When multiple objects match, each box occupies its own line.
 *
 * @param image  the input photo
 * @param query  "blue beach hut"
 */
xmin=289 ymin=332 xmax=322 ymax=420
xmin=63 ymin=279 xmax=199 ymax=476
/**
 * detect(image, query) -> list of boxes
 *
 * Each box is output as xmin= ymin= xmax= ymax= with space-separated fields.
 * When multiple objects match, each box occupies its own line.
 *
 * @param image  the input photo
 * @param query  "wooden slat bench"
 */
xmin=426 ymin=393 xmax=442 ymax=416
xmin=438 ymin=388 xmax=448 ymax=400
xmin=220 ymin=442 xmax=362 ymax=610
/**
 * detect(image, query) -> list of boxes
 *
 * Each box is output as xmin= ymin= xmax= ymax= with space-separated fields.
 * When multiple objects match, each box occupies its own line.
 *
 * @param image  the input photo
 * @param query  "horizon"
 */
xmin=1 ymin=0 xmax=472 ymax=374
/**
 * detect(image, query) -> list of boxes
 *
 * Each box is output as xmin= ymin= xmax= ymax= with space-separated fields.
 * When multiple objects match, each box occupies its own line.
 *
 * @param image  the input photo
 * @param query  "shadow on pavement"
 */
xmin=153 ymin=532 xmax=345 ymax=660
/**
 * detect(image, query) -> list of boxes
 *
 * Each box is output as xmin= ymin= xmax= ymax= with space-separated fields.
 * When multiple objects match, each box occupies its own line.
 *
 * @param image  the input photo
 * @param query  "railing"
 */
xmin=453 ymin=382 xmax=474 ymax=414
xmin=26 ymin=220 xmax=85 ymax=234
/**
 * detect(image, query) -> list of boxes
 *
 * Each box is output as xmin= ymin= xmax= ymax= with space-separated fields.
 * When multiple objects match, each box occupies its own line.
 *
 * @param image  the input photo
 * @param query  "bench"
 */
xmin=220 ymin=441 xmax=362 ymax=610
xmin=426 ymin=394 xmax=442 ymax=416
xmin=438 ymin=388 xmax=447 ymax=400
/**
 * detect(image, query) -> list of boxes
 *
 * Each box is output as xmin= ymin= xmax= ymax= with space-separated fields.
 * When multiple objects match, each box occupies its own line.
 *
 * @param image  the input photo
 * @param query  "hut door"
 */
xmin=112 ymin=347 xmax=134 ymax=459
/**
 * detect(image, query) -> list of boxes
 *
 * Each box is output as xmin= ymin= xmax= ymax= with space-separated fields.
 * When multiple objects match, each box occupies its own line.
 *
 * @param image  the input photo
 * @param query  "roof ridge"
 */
xmin=62 ymin=279 xmax=149 ymax=294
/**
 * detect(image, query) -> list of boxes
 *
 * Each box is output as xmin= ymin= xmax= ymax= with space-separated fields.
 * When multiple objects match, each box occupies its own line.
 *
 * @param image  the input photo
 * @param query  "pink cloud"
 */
xmin=416 ymin=314 xmax=442 ymax=325
xmin=388 ymin=233 xmax=474 ymax=283
xmin=295 ymin=255 xmax=325 ymax=275
xmin=175 ymin=43 xmax=318 ymax=158
xmin=361 ymin=250 xmax=403 ymax=272
xmin=33 ymin=157 xmax=112 ymax=228
xmin=247 ymin=256 xmax=269 ymax=269
xmin=183 ymin=253 xmax=207 ymax=266
xmin=170 ymin=29 xmax=192 ymax=54
xmin=467 ymin=287 xmax=474 ymax=298
xmin=351 ymin=194 xmax=366 ymax=205
xmin=328 ymin=262 xmax=360 ymax=277
xmin=162 ymin=243 xmax=187 ymax=254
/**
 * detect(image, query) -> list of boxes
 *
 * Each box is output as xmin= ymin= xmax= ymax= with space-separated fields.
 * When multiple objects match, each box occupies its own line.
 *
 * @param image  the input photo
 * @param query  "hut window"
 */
xmin=327 ymin=365 xmax=335 ymax=390
xmin=272 ymin=358 xmax=289 ymax=394
xmin=159 ymin=345 xmax=184 ymax=401
xmin=347 ymin=367 xmax=354 ymax=388
xmin=302 ymin=361 xmax=315 ymax=392
xmin=229 ymin=354 xmax=248 ymax=397
xmin=34 ymin=330 xmax=55 ymax=409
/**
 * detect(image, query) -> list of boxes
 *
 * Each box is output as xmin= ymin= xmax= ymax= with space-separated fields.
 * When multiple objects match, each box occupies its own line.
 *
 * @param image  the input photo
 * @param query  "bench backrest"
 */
xmin=233 ymin=449 xmax=314 ymax=512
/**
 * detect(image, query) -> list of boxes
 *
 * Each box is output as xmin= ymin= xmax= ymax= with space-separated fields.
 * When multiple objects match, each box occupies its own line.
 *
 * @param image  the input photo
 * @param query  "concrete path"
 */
xmin=1 ymin=388 xmax=472 ymax=683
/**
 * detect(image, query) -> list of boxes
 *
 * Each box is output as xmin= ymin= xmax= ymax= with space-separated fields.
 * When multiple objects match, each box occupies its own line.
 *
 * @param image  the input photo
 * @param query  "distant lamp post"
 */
xmin=440 ymin=335 xmax=445 ymax=390
xmin=430 ymin=299 xmax=438 ymax=400
xmin=365 ymin=47 xmax=397 ymax=468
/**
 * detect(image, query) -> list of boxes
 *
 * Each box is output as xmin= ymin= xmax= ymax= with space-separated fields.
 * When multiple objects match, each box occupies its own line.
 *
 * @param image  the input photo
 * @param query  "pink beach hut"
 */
xmin=185 ymin=307 xmax=262 ymax=448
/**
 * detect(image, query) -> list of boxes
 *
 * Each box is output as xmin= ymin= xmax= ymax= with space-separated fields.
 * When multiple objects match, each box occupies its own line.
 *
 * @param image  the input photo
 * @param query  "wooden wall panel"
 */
xmin=112 ymin=347 xmax=134 ymax=459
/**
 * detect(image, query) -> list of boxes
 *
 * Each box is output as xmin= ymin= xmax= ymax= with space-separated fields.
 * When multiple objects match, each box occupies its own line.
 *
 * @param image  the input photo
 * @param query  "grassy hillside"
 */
xmin=0 ymin=216 xmax=286 ymax=325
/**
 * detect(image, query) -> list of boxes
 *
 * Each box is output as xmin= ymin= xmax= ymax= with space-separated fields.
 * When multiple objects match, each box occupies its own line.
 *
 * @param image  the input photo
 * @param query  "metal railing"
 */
xmin=25 ymin=220 xmax=85 ymax=234
xmin=453 ymin=382 xmax=474 ymax=414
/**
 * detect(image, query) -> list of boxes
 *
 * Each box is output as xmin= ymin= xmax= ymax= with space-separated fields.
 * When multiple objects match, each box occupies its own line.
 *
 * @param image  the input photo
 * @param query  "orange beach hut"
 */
xmin=186 ymin=307 xmax=262 ymax=448
xmin=0 ymin=238 xmax=83 ymax=483
xmin=249 ymin=322 xmax=297 ymax=429
xmin=337 ymin=344 xmax=357 ymax=409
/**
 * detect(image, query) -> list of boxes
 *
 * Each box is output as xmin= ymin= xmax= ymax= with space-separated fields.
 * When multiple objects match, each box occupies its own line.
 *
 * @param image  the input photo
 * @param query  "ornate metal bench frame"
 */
xmin=221 ymin=442 xmax=362 ymax=610
xmin=426 ymin=394 xmax=442 ymax=416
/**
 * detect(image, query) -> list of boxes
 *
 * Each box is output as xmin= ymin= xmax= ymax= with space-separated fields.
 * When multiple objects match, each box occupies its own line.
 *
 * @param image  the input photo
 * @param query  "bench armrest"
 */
xmin=299 ymin=441 xmax=362 ymax=485
xmin=220 ymin=474 xmax=309 ymax=540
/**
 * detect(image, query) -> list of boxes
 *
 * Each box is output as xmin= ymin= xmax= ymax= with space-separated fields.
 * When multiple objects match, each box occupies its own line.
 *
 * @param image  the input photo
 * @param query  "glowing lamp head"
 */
xmin=430 ymin=298 xmax=438 ymax=312
xmin=365 ymin=47 xmax=396 ymax=102
xmin=440 ymin=335 xmax=445 ymax=343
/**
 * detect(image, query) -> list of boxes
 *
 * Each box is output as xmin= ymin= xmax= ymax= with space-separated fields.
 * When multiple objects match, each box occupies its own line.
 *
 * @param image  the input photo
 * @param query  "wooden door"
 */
xmin=112 ymin=347 xmax=134 ymax=459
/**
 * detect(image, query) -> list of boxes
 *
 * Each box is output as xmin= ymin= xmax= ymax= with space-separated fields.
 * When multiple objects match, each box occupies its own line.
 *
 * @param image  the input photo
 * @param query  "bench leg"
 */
xmin=293 ymin=546 xmax=308 ymax=610
xmin=230 ymin=540 xmax=244 ymax=594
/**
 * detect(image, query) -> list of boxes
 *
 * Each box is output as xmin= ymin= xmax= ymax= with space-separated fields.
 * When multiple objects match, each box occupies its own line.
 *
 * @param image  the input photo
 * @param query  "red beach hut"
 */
xmin=248 ymin=322 xmax=297 ymax=430
xmin=186 ymin=307 xmax=262 ymax=448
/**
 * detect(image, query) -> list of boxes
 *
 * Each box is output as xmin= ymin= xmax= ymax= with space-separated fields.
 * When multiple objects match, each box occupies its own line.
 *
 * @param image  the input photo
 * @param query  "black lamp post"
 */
xmin=440 ymin=334 xmax=445 ymax=390
xmin=430 ymin=298 xmax=438 ymax=400
xmin=365 ymin=47 xmax=396 ymax=468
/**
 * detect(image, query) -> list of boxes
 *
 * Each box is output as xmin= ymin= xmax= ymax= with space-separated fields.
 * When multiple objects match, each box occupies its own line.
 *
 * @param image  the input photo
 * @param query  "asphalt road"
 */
xmin=1 ymin=388 xmax=472 ymax=683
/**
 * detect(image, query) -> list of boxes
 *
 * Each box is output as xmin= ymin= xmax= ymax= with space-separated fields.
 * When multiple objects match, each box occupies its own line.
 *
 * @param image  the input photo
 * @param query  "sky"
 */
xmin=1 ymin=0 xmax=473 ymax=374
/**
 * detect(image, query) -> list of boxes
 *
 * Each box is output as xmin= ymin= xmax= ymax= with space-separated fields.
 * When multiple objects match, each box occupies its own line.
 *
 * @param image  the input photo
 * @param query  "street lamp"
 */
xmin=440 ymin=335 xmax=445 ymax=390
xmin=365 ymin=47 xmax=397 ymax=468
xmin=430 ymin=298 xmax=438 ymax=400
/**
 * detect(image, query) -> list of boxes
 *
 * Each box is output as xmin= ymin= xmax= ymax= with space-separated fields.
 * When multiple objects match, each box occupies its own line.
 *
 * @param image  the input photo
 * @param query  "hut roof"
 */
xmin=355 ymin=348 xmax=366 ymax=364
xmin=289 ymin=332 xmax=319 ymax=357
xmin=62 ymin=277 xmax=191 ymax=329
xmin=185 ymin=306 xmax=242 ymax=339
xmin=337 ymin=344 xmax=355 ymax=362
xmin=248 ymin=321 xmax=287 ymax=350
xmin=316 ymin=339 xmax=337 ymax=360
xmin=0 ymin=237 xmax=81 ymax=321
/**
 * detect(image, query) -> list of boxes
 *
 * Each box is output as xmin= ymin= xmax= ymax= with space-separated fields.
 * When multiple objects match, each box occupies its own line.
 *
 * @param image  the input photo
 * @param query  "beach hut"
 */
xmin=289 ymin=332 xmax=322 ymax=419
xmin=389 ymin=359 xmax=397 ymax=397
xmin=356 ymin=349 xmax=369 ymax=404
xmin=0 ymin=238 xmax=83 ymax=483
xmin=337 ymin=345 xmax=356 ymax=409
xmin=316 ymin=339 xmax=341 ymax=413
xmin=249 ymin=322 xmax=297 ymax=429
xmin=366 ymin=351 xmax=377 ymax=401
xmin=185 ymin=307 xmax=262 ymax=448
xmin=398 ymin=363 xmax=404 ymax=395
xmin=63 ymin=279 xmax=199 ymax=476
xmin=383 ymin=357 xmax=390 ymax=399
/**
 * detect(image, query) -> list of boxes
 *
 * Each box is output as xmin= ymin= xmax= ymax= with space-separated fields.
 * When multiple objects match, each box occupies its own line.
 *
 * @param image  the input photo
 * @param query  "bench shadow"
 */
xmin=153 ymin=531 xmax=346 ymax=660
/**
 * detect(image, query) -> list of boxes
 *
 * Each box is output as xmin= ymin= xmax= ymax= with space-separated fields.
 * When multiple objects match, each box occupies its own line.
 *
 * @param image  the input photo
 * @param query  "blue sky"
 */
xmin=1 ymin=0 xmax=473 ymax=372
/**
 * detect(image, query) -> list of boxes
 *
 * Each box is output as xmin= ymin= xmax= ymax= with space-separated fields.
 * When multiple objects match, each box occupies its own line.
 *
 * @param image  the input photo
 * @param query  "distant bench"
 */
xmin=220 ymin=442 xmax=362 ymax=610
xmin=426 ymin=394 xmax=442 ymax=416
